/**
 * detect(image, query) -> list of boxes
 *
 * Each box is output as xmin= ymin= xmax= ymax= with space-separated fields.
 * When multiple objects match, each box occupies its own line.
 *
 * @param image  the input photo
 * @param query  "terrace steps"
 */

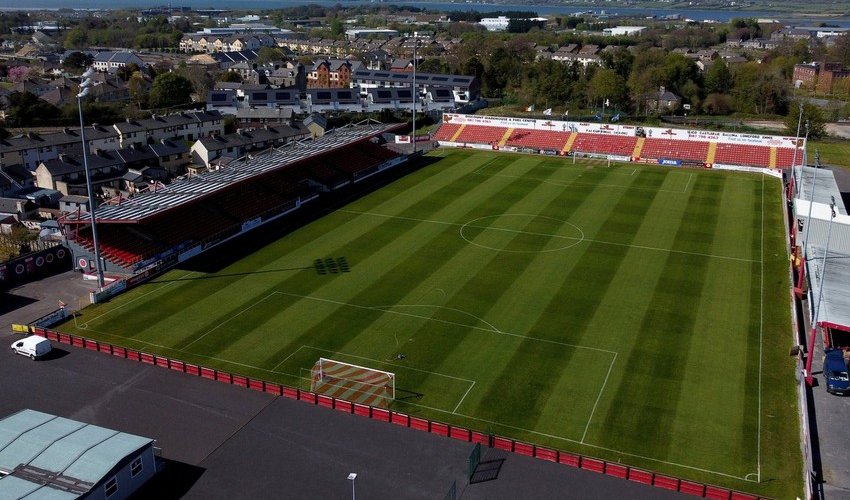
xmin=449 ymin=124 xmax=466 ymax=142
xmin=632 ymin=137 xmax=645 ymax=159
xmin=706 ymin=142 xmax=718 ymax=164
xmin=562 ymin=132 xmax=577 ymax=154
xmin=498 ymin=128 xmax=514 ymax=148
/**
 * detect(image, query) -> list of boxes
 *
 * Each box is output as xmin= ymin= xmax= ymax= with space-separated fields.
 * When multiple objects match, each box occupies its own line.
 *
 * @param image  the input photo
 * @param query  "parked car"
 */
xmin=823 ymin=349 xmax=850 ymax=395
xmin=10 ymin=335 xmax=52 ymax=360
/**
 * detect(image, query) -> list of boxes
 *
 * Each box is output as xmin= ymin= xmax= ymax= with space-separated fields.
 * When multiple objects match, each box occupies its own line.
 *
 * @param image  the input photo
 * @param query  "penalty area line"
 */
xmin=396 ymin=398 xmax=754 ymax=482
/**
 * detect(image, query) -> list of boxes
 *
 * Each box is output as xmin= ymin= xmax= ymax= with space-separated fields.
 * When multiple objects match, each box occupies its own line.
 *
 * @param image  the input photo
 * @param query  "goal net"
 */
xmin=309 ymin=358 xmax=395 ymax=408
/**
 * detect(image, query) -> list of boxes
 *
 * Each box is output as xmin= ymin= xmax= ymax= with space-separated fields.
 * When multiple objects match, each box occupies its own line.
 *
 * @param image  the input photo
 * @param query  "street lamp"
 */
xmin=347 ymin=472 xmax=357 ymax=500
xmin=412 ymin=31 xmax=417 ymax=153
xmin=792 ymin=102 xmax=804 ymax=194
xmin=77 ymin=67 xmax=105 ymax=289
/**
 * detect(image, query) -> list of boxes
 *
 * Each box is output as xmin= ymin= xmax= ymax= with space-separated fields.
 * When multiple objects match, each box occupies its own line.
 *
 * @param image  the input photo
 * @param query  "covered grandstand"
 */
xmin=61 ymin=122 xmax=405 ymax=276
xmin=792 ymin=166 xmax=850 ymax=348
xmin=433 ymin=113 xmax=801 ymax=169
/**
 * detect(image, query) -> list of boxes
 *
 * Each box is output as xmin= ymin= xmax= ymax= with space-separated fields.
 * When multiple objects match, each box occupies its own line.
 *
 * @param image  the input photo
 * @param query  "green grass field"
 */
xmin=56 ymin=150 xmax=800 ymax=497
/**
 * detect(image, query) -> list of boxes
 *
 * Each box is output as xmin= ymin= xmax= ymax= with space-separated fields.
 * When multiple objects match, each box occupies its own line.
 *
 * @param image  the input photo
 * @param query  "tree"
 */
xmin=217 ymin=70 xmax=243 ymax=83
xmin=149 ymin=72 xmax=194 ymax=109
xmin=704 ymin=59 xmax=732 ymax=94
xmin=63 ymin=26 xmax=88 ymax=50
xmin=785 ymin=101 xmax=826 ymax=139
xmin=702 ymin=93 xmax=733 ymax=115
xmin=256 ymin=46 xmax=284 ymax=65
xmin=128 ymin=71 xmax=149 ymax=108
xmin=587 ymin=68 xmax=627 ymax=108
xmin=62 ymin=51 xmax=93 ymax=70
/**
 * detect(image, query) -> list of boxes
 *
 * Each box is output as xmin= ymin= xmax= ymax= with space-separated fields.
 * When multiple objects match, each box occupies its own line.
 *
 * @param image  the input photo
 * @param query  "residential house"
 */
xmin=113 ymin=110 xmax=224 ymax=148
xmin=190 ymin=124 xmax=309 ymax=167
xmin=35 ymin=151 xmax=127 ymax=196
xmin=646 ymin=86 xmax=682 ymax=114
xmin=307 ymin=59 xmax=362 ymax=88
xmin=0 ymin=196 xmax=38 ymax=221
xmin=91 ymin=51 xmax=145 ymax=73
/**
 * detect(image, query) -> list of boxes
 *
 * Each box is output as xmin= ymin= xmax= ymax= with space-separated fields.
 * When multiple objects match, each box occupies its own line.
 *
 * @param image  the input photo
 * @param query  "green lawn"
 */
xmin=56 ymin=150 xmax=800 ymax=497
xmin=809 ymin=138 xmax=850 ymax=171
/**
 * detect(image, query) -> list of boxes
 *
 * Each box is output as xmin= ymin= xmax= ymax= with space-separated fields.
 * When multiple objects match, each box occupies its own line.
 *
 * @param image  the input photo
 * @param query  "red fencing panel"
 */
xmin=730 ymin=493 xmax=758 ymax=500
xmin=534 ymin=447 xmax=557 ymax=462
xmin=678 ymin=481 xmax=706 ymax=496
xmin=169 ymin=360 xmax=185 ymax=372
xmin=112 ymin=346 xmax=126 ymax=358
xmin=140 ymin=353 xmax=155 ymax=365
xmin=232 ymin=375 xmax=248 ymax=387
xmin=514 ymin=442 xmax=534 ymax=457
xmin=185 ymin=364 xmax=200 ymax=376
xmin=45 ymin=331 xmax=59 ymax=341
xmin=653 ymin=475 xmax=680 ymax=491
xmin=216 ymin=371 xmax=232 ymax=384
xmin=581 ymin=458 xmax=605 ymax=474
xmin=471 ymin=432 xmax=489 ymax=446
xmin=282 ymin=387 xmax=299 ymax=400
xmin=449 ymin=427 xmax=470 ymax=442
xmin=605 ymin=464 xmax=628 ymax=479
xmin=391 ymin=412 xmax=409 ymax=427
xmin=57 ymin=333 xmax=71 ymax=344
xmin=334 ymin=400 xmax=352 ymax=413
xmin=318 ymin=395 xmax=334 ymax=408
xmin=249 ymin=380 xmax=264 ymax=392
xmin=430 ymin=422 xmax=449 ymax=437
xmin=34 ymin=327 xmax=46 ymax=337
xmin=264 ymin=383 xmax=282 ymax=396
xmin=98 ymin=343 xmax=111 ymax=354
xmin=627 ymin=469 xmax=653 ymax=485
xmin=409 ymin=417 xmax=429 ymax=432
xmin=126 ymin=350 xmax=140 ymax=361
xmin=704 ymin=486 xmax=731 ymax=500
xmin=299 ymin=392 xmax=317 ymax=404
xmin=353 ymin=404 xmax=371 ymax=417
xmin=201 ymin=367 xmax=216 ymax=380
xmin=493 ymin=437 xmax=513 ymax=452
xmin=84 ymin=339 xmax=99 ymax=351
xmin=72 ymin=337 xmax=84 ymax=348
xmin=557 ymin=452 xmax=580 ymax=467
xmin=372 ymin=408 xmax=391 ymax=422
xmin=155 ymin=357 xmax=169 ymax=368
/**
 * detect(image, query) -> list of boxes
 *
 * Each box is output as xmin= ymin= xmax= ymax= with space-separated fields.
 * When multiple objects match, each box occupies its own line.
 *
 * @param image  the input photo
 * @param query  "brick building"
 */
xmin=793 ymin=62 xmax=850 ymax=93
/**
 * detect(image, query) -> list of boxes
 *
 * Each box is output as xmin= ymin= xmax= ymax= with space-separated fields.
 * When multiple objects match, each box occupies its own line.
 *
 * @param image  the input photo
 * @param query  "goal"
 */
xmin=309 ymin=358 xmax=395 ymax=408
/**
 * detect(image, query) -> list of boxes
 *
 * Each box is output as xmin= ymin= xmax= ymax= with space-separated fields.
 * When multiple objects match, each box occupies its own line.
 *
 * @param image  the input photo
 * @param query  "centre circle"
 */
xmin=459 ymin=214 xmax=585 ymax=253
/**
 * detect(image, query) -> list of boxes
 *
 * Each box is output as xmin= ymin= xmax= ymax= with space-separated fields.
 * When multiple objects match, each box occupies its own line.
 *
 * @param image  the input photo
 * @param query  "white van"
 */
xmin=11 ymin=336 xmax=52 ymax=360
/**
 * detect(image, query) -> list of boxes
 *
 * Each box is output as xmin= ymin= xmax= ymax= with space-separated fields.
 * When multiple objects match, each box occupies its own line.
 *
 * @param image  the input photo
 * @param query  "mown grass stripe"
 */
xmin=595 ymin=174 xmax=726 ymax=461
xmin=471 ymin=169 xmax=666 ymax=431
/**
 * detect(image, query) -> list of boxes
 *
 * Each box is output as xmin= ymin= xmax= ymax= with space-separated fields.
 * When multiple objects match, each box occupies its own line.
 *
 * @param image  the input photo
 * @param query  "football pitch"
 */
xmin=57 ymin=149 xmax=800 ymax=496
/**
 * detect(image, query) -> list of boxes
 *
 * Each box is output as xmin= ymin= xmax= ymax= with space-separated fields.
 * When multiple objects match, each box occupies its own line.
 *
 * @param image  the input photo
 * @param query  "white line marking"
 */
xmin=183 ymin=291 xmax=279 ymax=350
xmin=79 ymin=271 xmax=198 ymax=327
xmin=453 ymin=380 xmax=476 ymax=414
xmin=757 ymin=174 xmax=764 ymax=483
xmin=395 ymin=399 xmax=754 ymax=482
xmin=271 ymin=343 xmax=307 ymax=371
xmin=297 ymin=345 xmax=476 ymax=383
xmin=338 ymin=210 xmax=759 ymax=263
xmin=275 ymin=291 xmax=617 ymax=355
xmin=581 ymin=351 xmax=617 ymax=444
xmin=683 ymin=173 xmax=693 ymax=193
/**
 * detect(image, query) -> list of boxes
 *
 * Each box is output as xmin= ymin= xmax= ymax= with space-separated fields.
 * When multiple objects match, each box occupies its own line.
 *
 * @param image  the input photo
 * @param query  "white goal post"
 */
xmin=310 ymin=357 xmax=396 ymax=404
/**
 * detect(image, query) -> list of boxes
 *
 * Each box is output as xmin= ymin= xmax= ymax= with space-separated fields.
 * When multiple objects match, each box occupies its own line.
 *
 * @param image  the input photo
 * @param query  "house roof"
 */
xmin=0 ymin=409 xmax=153 ymax=498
